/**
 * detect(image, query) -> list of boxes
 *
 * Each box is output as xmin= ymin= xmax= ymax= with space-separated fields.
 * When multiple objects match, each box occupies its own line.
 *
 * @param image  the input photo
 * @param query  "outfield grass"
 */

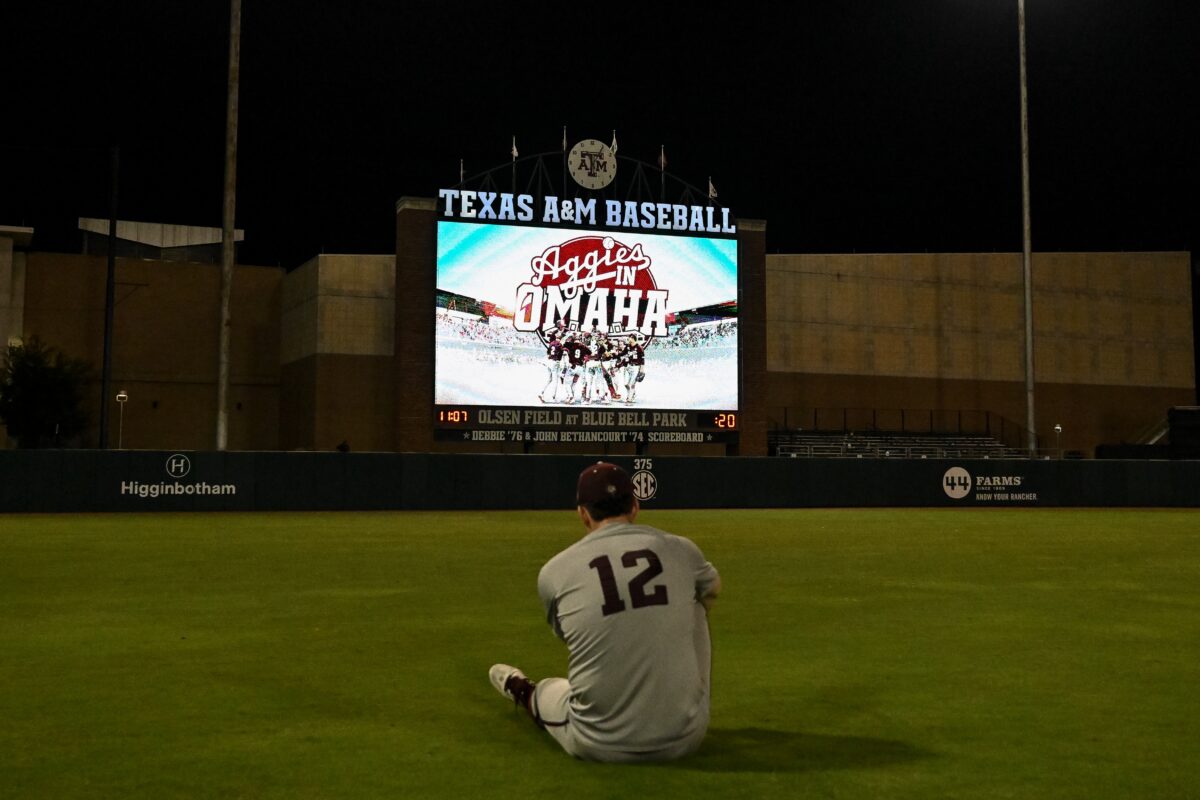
xmin=1 ymin=509 xmax=1198 ymax=798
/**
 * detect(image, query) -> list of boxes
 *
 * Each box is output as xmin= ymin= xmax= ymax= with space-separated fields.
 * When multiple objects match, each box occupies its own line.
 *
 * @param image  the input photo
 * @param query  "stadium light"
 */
xmin=1054 ymin=423 xmax=1062 ymax=457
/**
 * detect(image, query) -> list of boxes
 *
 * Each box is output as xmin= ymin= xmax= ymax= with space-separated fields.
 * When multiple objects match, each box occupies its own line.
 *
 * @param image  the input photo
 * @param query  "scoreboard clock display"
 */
xmin=437 ymin=409 xmax=471 ymax=426
xmin=701 ymin=412 xmax=738 ymax=430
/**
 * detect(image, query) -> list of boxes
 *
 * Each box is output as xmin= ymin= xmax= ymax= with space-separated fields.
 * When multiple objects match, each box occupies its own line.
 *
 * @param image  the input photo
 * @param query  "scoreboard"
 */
xmin=432 ymin=190 xmax=739 ymax=447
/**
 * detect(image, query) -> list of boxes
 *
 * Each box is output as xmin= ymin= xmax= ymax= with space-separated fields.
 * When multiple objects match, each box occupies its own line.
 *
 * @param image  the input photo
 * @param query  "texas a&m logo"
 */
xmin=512 ymin=235 xmax=670 ymax=346
xmin=567 ymin=139 xmax=617 ymax=190
xmin=576 ymin=147 xmax=610 ymax=178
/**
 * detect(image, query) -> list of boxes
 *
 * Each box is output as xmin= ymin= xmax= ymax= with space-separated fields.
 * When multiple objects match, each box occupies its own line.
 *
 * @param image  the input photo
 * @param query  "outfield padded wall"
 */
xmin=1 ymin=451 xmax=1199 ymax=512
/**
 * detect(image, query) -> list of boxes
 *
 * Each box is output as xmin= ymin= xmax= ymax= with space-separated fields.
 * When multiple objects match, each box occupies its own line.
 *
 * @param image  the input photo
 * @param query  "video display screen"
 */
xmin=434 ymin=221 xmax=738 ymax=414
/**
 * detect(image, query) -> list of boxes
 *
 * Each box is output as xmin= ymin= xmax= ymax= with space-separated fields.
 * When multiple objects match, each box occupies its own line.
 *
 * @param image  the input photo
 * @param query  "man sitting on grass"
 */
xmin=490 ymin=461 xmax=721 ymax=762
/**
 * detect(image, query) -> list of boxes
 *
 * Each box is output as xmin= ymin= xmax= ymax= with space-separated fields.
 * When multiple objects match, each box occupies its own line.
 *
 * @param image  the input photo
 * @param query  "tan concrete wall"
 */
xmin=280 ymin=353 xmax=394 ymax=452
xmin=1033 ymin=253 xmax=1193 ymax=388
xmin=765 ymin=251 xmax=1195 ymax=451
xmin=19 ymin=253 xmax=282 ymax=450
xmin=281 ymin=254 xmax=394 ymax=365
xmin=280 ymin=356 xmax=318 ymax=449
xmin=767 ymin=252 xmax=1193 ymax=388
xmin=104 ymin=381 xmax=279 ymax=452
xmin=279 ymin=254 xmax=396 ymax=450
xmin=281 ymin=257 xmax=319 ymax=366
xmin=0 ymin=239 xmax=25 ymax=346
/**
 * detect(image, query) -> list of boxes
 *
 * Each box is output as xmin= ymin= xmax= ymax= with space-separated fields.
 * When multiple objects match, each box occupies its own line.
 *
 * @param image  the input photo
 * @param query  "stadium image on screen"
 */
xmin=434 ymin=221 xmax=738 ymax=411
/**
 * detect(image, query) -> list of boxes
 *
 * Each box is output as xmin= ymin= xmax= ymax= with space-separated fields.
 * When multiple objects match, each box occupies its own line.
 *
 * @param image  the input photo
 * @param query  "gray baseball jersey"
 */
xmin=537 ymin=521 xmax=720 ymax=756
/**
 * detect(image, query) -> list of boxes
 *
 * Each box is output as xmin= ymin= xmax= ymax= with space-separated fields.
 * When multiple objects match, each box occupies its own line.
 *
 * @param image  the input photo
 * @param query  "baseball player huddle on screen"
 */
xmin=539 ymin=331 xmax=646 ymax=405
xmin=490 ymin=462 xmax=721 ymax=762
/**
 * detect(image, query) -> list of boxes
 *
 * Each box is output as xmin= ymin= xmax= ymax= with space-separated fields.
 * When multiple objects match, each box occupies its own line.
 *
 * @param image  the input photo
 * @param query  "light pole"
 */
xmin=116 ymin=390 xmax=128 ymax=449
xmin=1054 ymin=423 xmax=1062 ymax=458
xmin=216 ymin=0 xmax=242 ymax=451
xmin=1018 ymin=0 xmax=1037 ymax=457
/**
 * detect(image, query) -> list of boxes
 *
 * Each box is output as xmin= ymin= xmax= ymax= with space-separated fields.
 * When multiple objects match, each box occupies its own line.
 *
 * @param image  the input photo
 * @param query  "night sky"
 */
xmin=2 ymin=1 xmax=1196 ymax=268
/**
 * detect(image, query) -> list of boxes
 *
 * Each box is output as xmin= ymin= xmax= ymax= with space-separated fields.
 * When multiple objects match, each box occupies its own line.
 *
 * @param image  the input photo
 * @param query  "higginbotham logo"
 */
xmin=165 ymin=454 xmax=191 ymax=479
xmin=121 ymin=454 xmax=236 ymax=499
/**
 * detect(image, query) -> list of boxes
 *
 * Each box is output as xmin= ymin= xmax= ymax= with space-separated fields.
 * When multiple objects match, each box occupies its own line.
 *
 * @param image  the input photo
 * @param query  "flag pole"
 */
xmin=659 ymin=145 xmax=665 ymax=201
xmin=511 ymin=135 xmax=518 ymax=193
xmin=610 ymin=130 xmax=618 ymax=204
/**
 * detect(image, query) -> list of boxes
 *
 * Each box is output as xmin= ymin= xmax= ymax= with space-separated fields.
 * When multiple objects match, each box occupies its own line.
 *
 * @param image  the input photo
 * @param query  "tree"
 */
xmin=0 ymin=337 xmax=93 ymax=448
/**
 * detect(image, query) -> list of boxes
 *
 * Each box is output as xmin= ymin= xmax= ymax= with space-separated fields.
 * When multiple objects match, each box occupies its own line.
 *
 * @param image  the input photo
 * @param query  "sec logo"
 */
xmin=942 ymin=466 xmax=972 ymax=499
xmin=632 ymin=470 xmax=657 ymax=501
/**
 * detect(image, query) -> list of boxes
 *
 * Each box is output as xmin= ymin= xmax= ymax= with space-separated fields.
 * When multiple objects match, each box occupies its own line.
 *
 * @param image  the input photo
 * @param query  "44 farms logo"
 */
xmin=942 ymin=466 xmax=972 ymax=499
xmin=942 ymin=465 xmax=1037 ymax=503
xmin=512 ymin=235 xmax=670 ymax=344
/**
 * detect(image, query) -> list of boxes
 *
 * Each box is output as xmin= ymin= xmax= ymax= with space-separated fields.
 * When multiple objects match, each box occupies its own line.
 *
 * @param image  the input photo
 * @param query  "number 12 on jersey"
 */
xmin=588 ymin=549 xmax=669 ymax=616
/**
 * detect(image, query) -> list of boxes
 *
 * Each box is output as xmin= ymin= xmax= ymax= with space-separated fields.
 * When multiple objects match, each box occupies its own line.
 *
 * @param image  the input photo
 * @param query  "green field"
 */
xmin=2 ymin=509 xmax=1198 ymax=798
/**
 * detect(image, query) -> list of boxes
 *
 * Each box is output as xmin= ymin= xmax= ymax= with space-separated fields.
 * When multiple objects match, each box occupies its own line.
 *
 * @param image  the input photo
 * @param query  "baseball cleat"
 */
xmin=489 ymin=663 xmax=533 ymax=706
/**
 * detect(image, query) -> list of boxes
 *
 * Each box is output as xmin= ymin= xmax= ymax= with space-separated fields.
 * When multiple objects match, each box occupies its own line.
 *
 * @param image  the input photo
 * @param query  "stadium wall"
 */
xmin=2 ymin=450 xmax=1199 ymax=512
xmin=11 ymin=253 xmax=282 ymax=450
xmin=765 ymin=252 xmax=1196 ymax=454
xmin=0 ymin=229 xmax=28 ymax=348
xmin=6 ymin=233 xmax=1192 ymax=458
xmin=279 ymin=253 xmax=396 ymax=451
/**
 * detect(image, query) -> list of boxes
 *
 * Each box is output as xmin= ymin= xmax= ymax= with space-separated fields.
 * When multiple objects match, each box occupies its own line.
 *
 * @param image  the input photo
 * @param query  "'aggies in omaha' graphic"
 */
xmin=433 ymin=220 xmax=738 ymax=410
xmin=512 ymin=235 xmax=670 ymax=344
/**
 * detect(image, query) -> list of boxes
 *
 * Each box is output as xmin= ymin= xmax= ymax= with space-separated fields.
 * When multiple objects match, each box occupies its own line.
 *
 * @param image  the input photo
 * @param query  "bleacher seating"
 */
xmin=769 ymin=430 xmax=1026 ymax=459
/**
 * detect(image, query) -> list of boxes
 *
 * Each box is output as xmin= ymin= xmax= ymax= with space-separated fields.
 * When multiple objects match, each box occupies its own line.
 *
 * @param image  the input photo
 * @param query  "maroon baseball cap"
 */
xmin=576 ymin=461 xmax=635 ymax=505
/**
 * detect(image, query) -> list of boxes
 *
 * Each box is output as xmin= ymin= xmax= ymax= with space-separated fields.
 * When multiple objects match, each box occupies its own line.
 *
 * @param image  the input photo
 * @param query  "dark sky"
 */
xmin=2 ymin=1 xmax=1196 ymax=267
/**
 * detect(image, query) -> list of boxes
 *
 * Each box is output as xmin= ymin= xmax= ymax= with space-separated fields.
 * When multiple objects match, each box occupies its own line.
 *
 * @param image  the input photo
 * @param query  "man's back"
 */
xmin=537 ymin=522 xmax=719 ymax=756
